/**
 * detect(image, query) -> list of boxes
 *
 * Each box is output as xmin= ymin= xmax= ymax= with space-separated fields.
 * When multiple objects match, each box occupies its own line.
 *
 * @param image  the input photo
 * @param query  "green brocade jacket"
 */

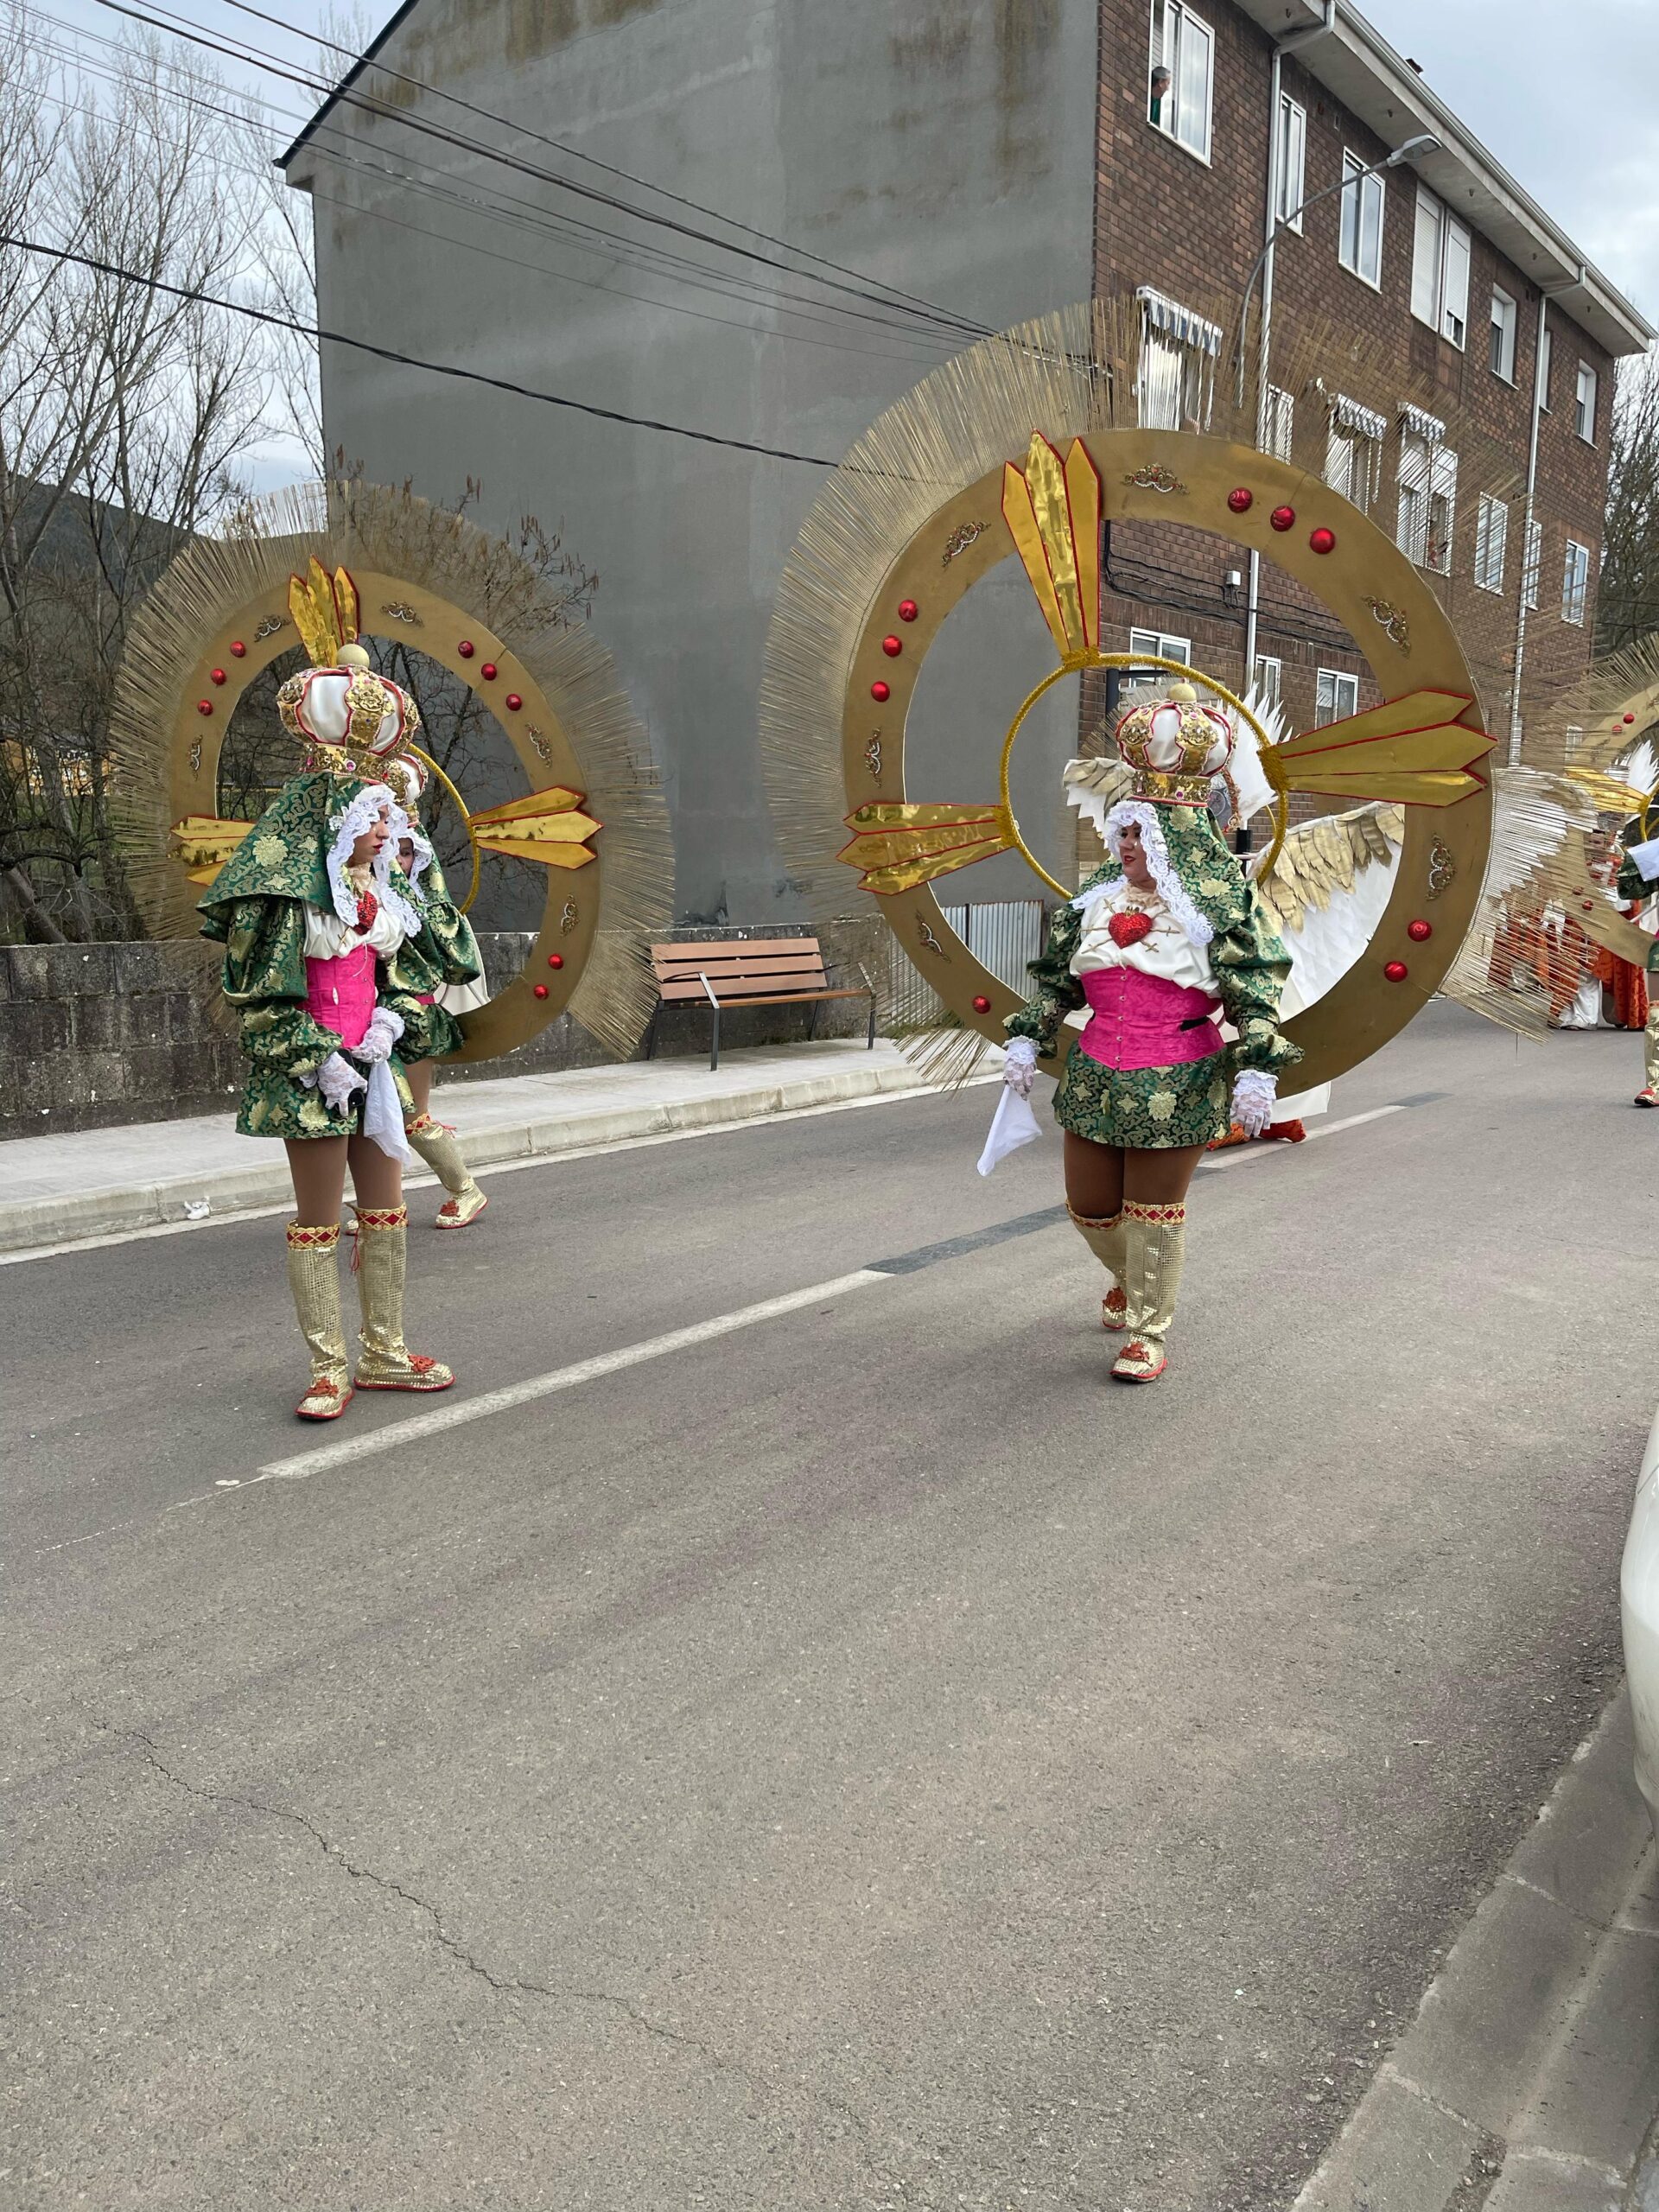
xmin=198 ymin=769 xmax=485 ymax=1141
xmin=1006 ymin=820 xmax=1301 ymax=1086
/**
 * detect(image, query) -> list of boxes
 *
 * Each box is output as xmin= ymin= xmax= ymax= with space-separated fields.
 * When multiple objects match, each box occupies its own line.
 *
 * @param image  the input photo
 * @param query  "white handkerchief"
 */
xmin=976 ymin=1086 xmax=1042 ymax=1176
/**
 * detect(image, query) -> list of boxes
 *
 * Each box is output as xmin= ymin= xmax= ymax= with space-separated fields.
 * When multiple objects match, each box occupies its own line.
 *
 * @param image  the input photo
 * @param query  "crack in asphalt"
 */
xmin=83 ymin=1712 xmax=769 ymax=2090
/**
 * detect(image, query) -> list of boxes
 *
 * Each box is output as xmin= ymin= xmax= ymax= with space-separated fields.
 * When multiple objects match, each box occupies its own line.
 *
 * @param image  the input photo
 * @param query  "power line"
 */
xmin=92 ymin=0 xmax=993 ymax=345
xmin=2 ymin=232 xmax=844 ymax=467
xmin=38 ymin=3 xmax=971 ymax=357
xmin=20 ymin=37 xmax=962 ymax=372
xmin=211 ymin=0 xmax=988 ymax=340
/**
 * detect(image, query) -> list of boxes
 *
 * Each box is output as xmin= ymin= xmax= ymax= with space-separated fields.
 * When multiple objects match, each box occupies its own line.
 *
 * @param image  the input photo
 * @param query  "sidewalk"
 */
xmin=1297 ymin=1688 xmax=1659 ymax=2212
xmin=0 ymin=1039 xmax=950 ymax=1257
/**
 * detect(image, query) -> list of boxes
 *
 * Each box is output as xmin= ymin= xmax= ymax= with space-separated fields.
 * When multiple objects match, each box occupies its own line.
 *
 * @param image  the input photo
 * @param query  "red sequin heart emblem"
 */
xmin=1108 ymin=910 xmax=1154 ymax=949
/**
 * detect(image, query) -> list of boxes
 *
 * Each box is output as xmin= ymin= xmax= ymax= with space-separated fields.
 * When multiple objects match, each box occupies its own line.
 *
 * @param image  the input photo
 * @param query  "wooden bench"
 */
xmin=648 ymin=937 xmax=876 ymax=1071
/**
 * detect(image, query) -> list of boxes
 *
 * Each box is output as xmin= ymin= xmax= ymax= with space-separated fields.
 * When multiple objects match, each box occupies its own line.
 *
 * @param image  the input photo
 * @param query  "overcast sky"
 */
xmin=1332 ymin=0 xmax=1658 ymax=321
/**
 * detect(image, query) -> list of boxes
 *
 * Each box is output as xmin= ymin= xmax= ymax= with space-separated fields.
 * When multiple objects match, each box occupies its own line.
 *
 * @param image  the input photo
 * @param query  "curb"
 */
xmin=0 ymin=1058 xmax=936 ymax=1257
xmin=1294 ymin=1688 xmax=1659 ymax=2212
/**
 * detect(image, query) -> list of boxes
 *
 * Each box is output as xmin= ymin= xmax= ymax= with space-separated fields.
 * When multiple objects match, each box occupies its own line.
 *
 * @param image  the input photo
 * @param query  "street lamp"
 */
xmin=1231 ymin=132 xmax=1440 ymax=411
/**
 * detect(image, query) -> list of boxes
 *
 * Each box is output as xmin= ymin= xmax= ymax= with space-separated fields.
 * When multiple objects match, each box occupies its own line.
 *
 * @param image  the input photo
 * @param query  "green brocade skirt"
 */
xmin=237 ymin=1056 xmax=417 ymax=1141
xmin=1052 ymin=1040 xmax=1230 ymax=1150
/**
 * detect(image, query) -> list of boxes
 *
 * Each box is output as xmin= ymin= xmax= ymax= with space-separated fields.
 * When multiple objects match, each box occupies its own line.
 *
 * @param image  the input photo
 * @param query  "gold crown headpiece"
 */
xmin=275 ymin=558 xmax=418 ymax=769
xmin=1113 ymin=682 xmax=1235 ymax=806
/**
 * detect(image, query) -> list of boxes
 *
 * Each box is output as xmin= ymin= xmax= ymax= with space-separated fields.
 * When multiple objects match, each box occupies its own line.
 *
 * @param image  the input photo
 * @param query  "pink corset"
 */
xmin=1077 ymin=968 xmax=1222 ymax=1071
xmin=305 ymin=943 xmax=377 ymax=1049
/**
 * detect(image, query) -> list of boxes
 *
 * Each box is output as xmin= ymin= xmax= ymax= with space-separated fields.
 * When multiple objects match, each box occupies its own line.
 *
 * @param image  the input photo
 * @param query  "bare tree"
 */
xmin=1599 ymin=355 xmax=1659 ymax=661
xmin=0 ymin=9 xmax=281 ymax=939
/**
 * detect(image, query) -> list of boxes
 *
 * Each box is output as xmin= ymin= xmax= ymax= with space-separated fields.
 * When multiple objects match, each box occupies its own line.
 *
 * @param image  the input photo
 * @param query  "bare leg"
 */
xmin=1122 ymin=1143 xmax=1205 ymax=1205
xmin=285 ymin=1136 xmax=348 ymax=1224
xmin=346 ymin=1133 xmax=404 ymax=1212
xmin=404 ymin=1058 xmax=433 ymax=1116
xmin=1064 ymin=1132 xmax=1125 ymax=1218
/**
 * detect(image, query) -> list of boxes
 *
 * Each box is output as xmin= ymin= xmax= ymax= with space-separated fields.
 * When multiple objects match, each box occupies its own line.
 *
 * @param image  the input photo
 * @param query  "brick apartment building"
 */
xmin=288 ymin=0 xmax=1650 ymax=923
xmin=1093 ymin=0 xmax=1652 ymax=767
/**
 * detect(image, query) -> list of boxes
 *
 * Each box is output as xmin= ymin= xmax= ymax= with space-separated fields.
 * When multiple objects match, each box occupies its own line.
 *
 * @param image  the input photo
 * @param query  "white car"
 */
xmin=1619 ymin=1402 xmax=1659 ymax=1829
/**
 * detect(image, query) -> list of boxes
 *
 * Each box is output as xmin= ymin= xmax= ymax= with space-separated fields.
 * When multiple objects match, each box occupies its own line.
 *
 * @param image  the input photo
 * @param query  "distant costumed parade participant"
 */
xmin=383 ymin=750 xmax=492 ymax=1226
xmin=198 ymin=569 xmax=483 ymax=1418
xmin=1617 ymin=781 xmax=1659 ymax=1107
xmin=1000 ymin=683 xmax=1300 ymax=1381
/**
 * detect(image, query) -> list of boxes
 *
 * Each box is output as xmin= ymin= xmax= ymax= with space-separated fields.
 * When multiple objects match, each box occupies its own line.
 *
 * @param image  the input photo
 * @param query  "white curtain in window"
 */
xmin=1440 ymin=219 xmax=1471 ymax=346
xmin=1411 ymin=188 xmax=1442 ymax=324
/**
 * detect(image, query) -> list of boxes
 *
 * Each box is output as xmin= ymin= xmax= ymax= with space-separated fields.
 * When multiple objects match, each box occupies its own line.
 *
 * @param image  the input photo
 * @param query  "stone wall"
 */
xmin=0 ymin=917 xmax=889 ymax=1139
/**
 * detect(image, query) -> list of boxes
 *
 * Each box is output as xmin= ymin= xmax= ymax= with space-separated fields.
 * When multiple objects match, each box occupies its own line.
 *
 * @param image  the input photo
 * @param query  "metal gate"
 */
xmin=886 ymin=899 xmax=1048 ymax=1033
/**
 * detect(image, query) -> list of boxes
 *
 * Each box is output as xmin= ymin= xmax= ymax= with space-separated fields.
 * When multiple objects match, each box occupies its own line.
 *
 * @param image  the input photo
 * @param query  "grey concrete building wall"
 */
xmin=285 ymin=0 xmax=1101 ymax=924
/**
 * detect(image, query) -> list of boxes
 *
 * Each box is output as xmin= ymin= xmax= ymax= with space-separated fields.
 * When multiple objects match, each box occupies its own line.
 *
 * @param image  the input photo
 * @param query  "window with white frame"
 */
xmin=1522 ymin=516 xmax=1542 ymax=608
xmin=1148 ymin=1 xmax=1213 ymax=162
xmin=1410 ymin=186 xmax=1471 ymax=347
xmin=1338 ymin=153 xmax=1384 ymax=287
xmin=1274 ymin=94 xmax=1306 ymax=231
xmin=1129 ymin=626 xmax=1193 ymax=671
xmin=1474 ymin=494 xmax=1508 ymax=593
xmin=1135 ymin=288 xmax=1221 ymax=430
xmin=1324 ymin=391 xmax=1387 ymax=514
xmin=1562 ymin=540 xmax=1591 ymax=626
xmin=1396 ymin=410 xmax=1458 ymax=574
xmin=1539 ymin=325 xmax=1554 ymax=410
xmin=1575 ymin=361 xmax=1599 ymax=443
xmin=1262 ymin=384 xmax=1294 ymax=462
xmin=1252 ymin=655 xmax=1283 ymax=709
xmin=1490 ymin=288 xmax=1517 ymax=381
xmin=1316 ymin=668 xmax=1360 ymax=727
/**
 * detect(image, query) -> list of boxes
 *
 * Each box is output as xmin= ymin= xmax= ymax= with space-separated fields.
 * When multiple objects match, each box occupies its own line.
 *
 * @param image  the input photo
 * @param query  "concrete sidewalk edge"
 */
xmin=0 ymin=1058 xmax=937 ymax=1256
xmin=1294 ymin=1687 xmax=1659 ymax=2212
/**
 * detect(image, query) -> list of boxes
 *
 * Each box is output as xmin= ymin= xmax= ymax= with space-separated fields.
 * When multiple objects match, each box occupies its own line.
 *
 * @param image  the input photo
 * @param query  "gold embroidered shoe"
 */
xmin=1110 ymin=1200 xmax=1187 ymax=1383
xmin=1102 ymin=1287 xmax=1128 ymax=1332
xmin=286 ymin=1221 xmax=354 ymax=1420
xmin=404 ymin=1111 xmax=489 ymax=1229
xmin=351 ymin=1205 xmax=457 ymax=1392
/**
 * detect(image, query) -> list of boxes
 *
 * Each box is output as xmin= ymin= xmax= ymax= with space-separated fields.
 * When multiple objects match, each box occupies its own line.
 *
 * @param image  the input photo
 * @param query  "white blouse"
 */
xmin=1071 ymin=879 xmax=1216 ymax=995
xmin=302 ymin=898 xmax=408 ymax=962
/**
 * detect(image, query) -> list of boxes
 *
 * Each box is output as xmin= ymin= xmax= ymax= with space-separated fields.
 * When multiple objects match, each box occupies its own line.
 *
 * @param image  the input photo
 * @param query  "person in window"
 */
xmin=1149 ymin=62 xmax=1171 ymax=125
xmin=998 ymin=684 xmax=1300 ymax=1383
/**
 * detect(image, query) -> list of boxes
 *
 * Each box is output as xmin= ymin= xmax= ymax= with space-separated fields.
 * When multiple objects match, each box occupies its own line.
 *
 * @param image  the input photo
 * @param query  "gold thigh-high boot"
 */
xmin=405 ymin=1110 xmax=488 ymax=1228
xmin=1067 ymin=1202 xmax=1129 ymax=1332
xmin=286 ymin=1222 xmax=353 ymax=1421
xmin=1111 ymin=1201 xmax=1187 ymax=1383
xmin=352 ymin=1204 xmax=456 ymax=1393
xmin=1640 ymin=1004 xmax=1659 ymax=1103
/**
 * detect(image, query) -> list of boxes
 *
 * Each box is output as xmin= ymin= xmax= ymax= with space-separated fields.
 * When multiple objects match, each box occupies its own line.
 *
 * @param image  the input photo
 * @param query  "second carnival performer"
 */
xmin=384 ymin=753 xmax=492 ymax=1226
xmin=999 ymin=682 xmax=1300 ymax=1382
xmin=200 ymin=637 xmax=484 ymax=1421
xmin=1616 ymin=802 xmax=1659 ymax=1106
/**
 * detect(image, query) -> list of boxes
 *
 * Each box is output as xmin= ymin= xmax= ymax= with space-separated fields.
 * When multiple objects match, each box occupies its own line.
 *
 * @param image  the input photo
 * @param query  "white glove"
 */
xmin=1232 ymin=1067 xmax=1277 ymax=1139
xmin=316 ymin=1051 xmax=368 ymax=1112
xmin=1002 ymin=1036 xmax=1039 ymax=1098
xmin=354 ymin=1007 xmax=404 ymax=1066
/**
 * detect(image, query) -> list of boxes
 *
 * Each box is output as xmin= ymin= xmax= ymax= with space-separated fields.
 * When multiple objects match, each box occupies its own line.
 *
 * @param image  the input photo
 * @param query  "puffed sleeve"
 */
xmin=1617 ymin=820 xmax=1657 ymax=908
xmin=215 ymin=896 xmax=340 ymax=1082
xmin=1211 ymin=899 xmax=1303 ymax=1080
xmin=1003 ymin=894 xmax=1088 ymax=1058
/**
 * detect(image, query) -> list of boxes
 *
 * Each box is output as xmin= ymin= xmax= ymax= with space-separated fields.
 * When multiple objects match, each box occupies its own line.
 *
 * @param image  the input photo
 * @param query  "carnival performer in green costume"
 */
xmin=1001 ymin=683 xmax=1300 ymax=1382
xmin=200 ymin=631 xmax=482 ymax=1421
xmin=384 ymin=752 xmax=492 ymax=1229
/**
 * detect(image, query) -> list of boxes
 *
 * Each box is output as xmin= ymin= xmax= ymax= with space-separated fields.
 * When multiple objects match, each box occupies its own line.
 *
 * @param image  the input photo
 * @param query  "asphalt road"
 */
xmin=4 ymin=1002 xmax=1652 ymax=2211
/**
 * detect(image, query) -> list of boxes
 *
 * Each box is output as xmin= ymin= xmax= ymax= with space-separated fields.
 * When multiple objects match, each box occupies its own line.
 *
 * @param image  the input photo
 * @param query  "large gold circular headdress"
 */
xmin=111 ymin=481 xmax=671 ymax=1063
xmin=760 ymin=302 xmax=1495 ymax=1090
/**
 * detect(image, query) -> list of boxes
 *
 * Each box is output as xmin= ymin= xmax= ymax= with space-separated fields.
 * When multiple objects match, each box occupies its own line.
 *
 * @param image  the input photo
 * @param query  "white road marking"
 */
xmin=253 ymin=1269 xmax=886 ymax=1482
xmin=1203 ymin=1103 xmax=1405 ymax=1165
xmin=0 ymin=1076 xmax=995 ymax=1267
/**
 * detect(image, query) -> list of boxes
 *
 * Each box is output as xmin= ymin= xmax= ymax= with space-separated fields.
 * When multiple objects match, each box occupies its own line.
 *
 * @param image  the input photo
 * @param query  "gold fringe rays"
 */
xmin=110 ymin=480 xmax=671 ymax=1063
xmin=759 ymin=293 xmax=1523 ymax=1080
